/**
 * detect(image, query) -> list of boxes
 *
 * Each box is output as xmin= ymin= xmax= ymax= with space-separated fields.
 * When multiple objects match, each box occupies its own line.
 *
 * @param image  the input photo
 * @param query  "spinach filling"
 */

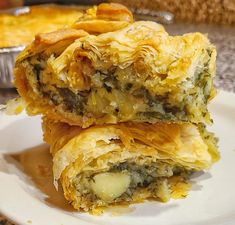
xmin=90 ymin=70 xmax=183 ymax=121
xmin=73 ymin=161 xmax=190 ymax=204
xmin=28 ymin=47 xmax=212 ymax=122
xmin=57 ymin=88 xmax=88 ymax=115
xmin=111 ymin=162 xmax=180 ymax=189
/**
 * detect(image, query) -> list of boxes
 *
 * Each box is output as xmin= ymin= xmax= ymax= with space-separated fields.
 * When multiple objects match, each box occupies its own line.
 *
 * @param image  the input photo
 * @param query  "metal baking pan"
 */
xmin=0 ymin=4 xmax=173 ymax=89
xmin=0 ymin=7 xmax=30 ymax=88
xmin=0 ymin=46 xmax=25 ymax=88
xmin=0 ymin=5 xmax=86 ymax=89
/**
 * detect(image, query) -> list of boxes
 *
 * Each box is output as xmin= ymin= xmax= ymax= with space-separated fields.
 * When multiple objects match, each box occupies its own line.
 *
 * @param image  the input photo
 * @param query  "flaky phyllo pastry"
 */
xmin=12 ymin=3 xmax=219 ymax=214
xmin=42 ymin=118 xmax=219 ymax=213
xmin=14 ymin=3 xmax=216 ymax=127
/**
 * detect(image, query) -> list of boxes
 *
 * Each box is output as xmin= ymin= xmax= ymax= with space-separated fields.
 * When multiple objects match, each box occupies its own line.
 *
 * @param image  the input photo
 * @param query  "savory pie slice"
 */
xmin=15 ymin=19 xmax=216 ymax=127
xmin=42 ymin=118 xmax=219 ymax=214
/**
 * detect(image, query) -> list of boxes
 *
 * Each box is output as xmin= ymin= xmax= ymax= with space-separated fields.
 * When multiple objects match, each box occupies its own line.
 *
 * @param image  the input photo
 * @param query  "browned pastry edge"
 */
xmin=96 ymin=3 xmax=134 ymax=22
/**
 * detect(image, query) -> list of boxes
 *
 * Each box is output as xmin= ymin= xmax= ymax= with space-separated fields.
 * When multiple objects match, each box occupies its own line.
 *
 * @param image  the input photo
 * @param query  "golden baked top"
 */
xmin=0 ymin=5 xmax=83 ymax=47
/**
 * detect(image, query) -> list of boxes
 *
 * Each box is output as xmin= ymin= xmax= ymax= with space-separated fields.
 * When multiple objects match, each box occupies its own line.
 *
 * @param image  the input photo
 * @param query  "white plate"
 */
xmin=0 ymin=90 xmax=235 ymax=225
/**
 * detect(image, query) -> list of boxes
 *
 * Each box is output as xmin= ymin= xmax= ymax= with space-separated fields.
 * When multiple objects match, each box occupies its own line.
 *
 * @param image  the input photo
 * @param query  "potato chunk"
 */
xmin=90 ymin=172 xmax=130 ymax=201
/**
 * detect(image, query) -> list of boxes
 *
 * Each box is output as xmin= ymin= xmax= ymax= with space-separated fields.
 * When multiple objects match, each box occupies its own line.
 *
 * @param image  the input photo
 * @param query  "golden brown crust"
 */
xmin=34 ymin=28 xmax=89 ymax=46
xmin=42 ymin=118 xmax=219 ymax=213
xmin=14 ymin=29 xmax=90 ymax=113
xmin=71 ymin=3 xmax=133 ymax=34
xmin=96 ymin=3 xmax=134 ymax=22
xmin=14 ymin=4 xmax=216 ymax=127
xmin=72 ymin=20 xmax=130 ymax=34
xmin=42 ymin=117 xmax=83 ymax=156
xmin=33 ymin=29 xmax=89 ymax=58
xmin=15 ymin=28 xmax=89 ymax=63
xmin=42 ymin=118 xmax=219 ymax=170
xmin=13 ymin=4 xmax=135 ymax=128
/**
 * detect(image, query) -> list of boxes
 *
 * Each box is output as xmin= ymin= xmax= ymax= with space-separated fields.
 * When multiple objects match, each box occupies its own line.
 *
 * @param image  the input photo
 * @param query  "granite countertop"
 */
xmin=0 ymin=22 xmax=234 ymax=225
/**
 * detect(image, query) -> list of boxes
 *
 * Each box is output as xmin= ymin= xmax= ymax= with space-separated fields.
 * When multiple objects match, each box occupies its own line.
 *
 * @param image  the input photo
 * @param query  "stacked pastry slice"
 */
xmin=14 ymin=3 xmax=220 ymax=214
xmin=42 ymin=119 xmax=218 ymax=213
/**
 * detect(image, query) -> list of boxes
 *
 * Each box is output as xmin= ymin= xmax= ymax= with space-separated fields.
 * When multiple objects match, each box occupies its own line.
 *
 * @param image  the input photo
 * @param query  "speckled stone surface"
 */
xmin=0 ymin=23 xmax=235 ymax=225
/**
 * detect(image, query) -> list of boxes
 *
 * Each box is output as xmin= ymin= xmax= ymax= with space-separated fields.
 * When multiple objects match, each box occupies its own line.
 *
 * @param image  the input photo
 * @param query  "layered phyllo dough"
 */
xmin=11 ymin=3 xmax=220 ymax=215
xmin=15 ymin=13 xmax=216 ymax=127
xmin=42 ymin=118 xmax=219 ymax=213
